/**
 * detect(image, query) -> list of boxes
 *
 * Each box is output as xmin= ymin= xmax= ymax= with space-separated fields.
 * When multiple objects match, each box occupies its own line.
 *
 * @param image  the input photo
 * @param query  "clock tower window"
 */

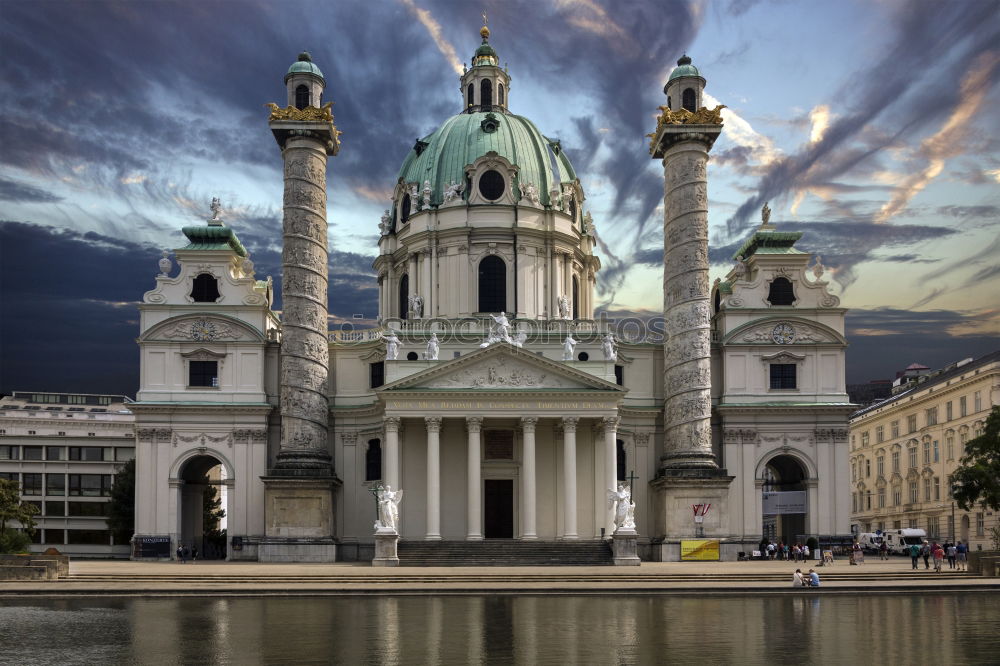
xmin=191 ymin=273 xmax=221 ymax=303
xmin=189 ymin=361 xmax=218 ymax=388
xmin=767 ymin=277 xmax=795 ymax=306
xmin=769 ymin=363 xmax=797 ymax=390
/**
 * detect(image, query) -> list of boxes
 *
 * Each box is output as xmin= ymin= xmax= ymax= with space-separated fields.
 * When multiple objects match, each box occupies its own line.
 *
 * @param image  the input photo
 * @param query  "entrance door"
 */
xmin=484 ymin=479 xmax=514 ymax=538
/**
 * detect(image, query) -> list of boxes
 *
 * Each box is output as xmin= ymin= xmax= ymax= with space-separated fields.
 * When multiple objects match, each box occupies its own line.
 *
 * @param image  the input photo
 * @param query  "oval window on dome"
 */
xmin=479 ymin=170 xmax=505 ymax=201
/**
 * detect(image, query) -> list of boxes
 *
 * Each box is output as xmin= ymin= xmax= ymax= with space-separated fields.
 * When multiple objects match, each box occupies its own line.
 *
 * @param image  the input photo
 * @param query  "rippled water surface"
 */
xmin=1 ymin=594 xmax=998 ymax=665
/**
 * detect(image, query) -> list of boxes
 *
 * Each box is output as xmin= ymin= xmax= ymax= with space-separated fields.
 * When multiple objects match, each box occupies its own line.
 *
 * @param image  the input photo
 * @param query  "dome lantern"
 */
xmin=284 ymin=51 xmax=326 ymax=110
xmin=663 ymin=54 xmax=706 ymax=113
xmin=460 ymin=21 xmax=510 ymax=113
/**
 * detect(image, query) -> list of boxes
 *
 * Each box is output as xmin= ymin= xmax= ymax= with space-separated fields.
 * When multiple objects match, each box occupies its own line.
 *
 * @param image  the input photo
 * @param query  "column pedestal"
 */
xmin=372 ymin=530 xmax=400 ymax=567
xmin=259 ymin=476 xmax=340 ymax=562
xmin=612 ymin=528 xmax=641 ymax=566
xmin=649 ymin=471 xmax=734 ymax=561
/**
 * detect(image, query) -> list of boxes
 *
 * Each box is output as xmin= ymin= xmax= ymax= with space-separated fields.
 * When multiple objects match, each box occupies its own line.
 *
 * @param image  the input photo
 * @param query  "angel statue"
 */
xmin=375 ymin=485 xmax=404 ymax=533
xmin=601 ymin=332 xmax=617 ymax=361
xmin=210 ymin=197 xmax=222 ymax=221
xmin=761 ymin=201 xmax=771 ymax=227
xmin=381 ymin=330 xmax=402 ymax=360
xmin=424 ymin=332 xmax=440 ymax=360
xmin=557 ymin=295 xmax=571 ymax=320
xmin=489 ymin=311 xmax=512 ymax=343
xmin=562 ymin=335 xmax=577 ymax=361
xmin=607 ymin=483 xmax=636 ymax=532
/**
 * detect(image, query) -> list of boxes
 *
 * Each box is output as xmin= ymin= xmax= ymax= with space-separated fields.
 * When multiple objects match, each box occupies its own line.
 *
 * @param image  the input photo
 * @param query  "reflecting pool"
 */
xmin=1 ymin=593 xmax=997 ymax=664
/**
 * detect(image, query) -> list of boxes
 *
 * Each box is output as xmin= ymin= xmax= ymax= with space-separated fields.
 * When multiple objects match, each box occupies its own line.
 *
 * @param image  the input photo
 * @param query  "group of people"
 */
xmin=761 ymin=540 xmax=811 ymax=562
xmin=792 ymin=568 xmax=820 ymax=587
xmin=175 ymin=544 xmax=198 ymax=563
xmin=908 ymin=540 xmax=968 ymax=572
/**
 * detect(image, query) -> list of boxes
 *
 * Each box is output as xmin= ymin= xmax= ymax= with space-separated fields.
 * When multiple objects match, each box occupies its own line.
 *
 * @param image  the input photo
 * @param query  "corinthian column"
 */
xmin=652 ymin=119 xmax=722 ymax=470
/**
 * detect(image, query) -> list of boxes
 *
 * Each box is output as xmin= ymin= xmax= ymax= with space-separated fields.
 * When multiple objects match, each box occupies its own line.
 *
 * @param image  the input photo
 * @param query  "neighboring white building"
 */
xmin=130 ymin=30 xmax=853 ymax=561
xmin=0 ymin=391 xmax=135 ymax=558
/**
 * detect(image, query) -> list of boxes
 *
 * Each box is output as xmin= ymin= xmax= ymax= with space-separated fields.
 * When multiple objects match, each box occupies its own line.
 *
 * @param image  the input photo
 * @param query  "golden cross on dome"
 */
xmin=482 ymin=10 xmax=487 ymax=26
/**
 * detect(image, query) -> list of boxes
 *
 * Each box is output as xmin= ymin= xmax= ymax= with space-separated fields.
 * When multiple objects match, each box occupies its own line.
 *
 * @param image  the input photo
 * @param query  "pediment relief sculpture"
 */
xmin=739 ymin=321 xmax=835 ymax=344
xmin=150 ymin=316 xmax=261 ymax=342
xmin=424 ymin=356 xmax=565 ymax=389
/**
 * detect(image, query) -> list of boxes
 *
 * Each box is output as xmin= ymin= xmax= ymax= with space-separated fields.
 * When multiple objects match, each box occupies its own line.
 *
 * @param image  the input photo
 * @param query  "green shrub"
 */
xmin=0 ymin=528 xmax=32 ymax=554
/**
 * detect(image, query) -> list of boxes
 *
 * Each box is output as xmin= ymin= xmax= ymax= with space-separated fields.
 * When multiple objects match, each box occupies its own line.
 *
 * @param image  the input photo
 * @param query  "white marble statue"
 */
xmin=381 ymin=330 xmax=402 ymax=360
xmin=519 ymin=181 xmax=539 ymax=204
xmin=424 ymin=333 xmax=440 ymax=360
xmin=422 ymin=180 xmax=432 ymax=208
xmin=582 ymin=211 xmax=594 ymax=236
xmin=601 ymin=333 xmax=617 ymax=361
xmin=210 ymin=197 xmax=222 ymax=221
xmin=379 ymin=209 xmax=391 ymax=235
xmin=550 ymin=187 xmax=562 ymax=209
xmin=443 ymin=180 xmax=465 ymax=203
xmin=490 ymin=312 xmax=512 ymax=342
xmin=409 ymin=183 xmax=419 ymax=206
xmin=158 ymin=250 xmax=172 ymax=277
xmin=375 ymin=485 xmax=403 ymax=533
xmin=732 ymin=257 xmax=746 ymax=280
xmin=608 ymin=483 xmax=636 ymax=532
xmin=562 ymin=335 xmax=577 ymax=361
xmin=557 ymin=295 xmax=571 ymax=320
xmin=408 ymin=294 xmax=423 ymax=318
xmin=242 ymin=254 xmax=255 ymax=277
xmin=513 ymin=328 xmax=527 ymax=348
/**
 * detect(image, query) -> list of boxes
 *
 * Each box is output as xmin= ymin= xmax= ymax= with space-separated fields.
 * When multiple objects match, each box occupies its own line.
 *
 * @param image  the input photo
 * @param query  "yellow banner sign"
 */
xmin=680 ymin=539 xmax=720 ymax=561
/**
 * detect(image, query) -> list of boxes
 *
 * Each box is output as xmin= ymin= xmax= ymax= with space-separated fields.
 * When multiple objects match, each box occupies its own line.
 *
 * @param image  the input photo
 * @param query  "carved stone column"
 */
xmin=425 ymin=416 xmax=442 ymax=540
xmin=601 ymin=416 xmax=619 ymax=536
xmin=520 ymin=417 xmax=538 ymax=540
xmin=466 ymin=417 xmax=483 ymax=540
xmin=562 ymin=416 xmax=579 ymax=539
xmin=384 ymin=416 xmax=401 ymax=489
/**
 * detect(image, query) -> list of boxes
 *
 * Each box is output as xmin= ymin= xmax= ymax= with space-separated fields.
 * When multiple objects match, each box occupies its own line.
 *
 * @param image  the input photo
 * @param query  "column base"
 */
xmin=372 ymin=532 xmax=399 ymax=567
xmin=270 ymin=448 xmax=334 ymax=476
xmin=258 ymin=538 xmax=338 ymax=563
xmin=659 ymin=450 xmax=720 ymax=470
xmin=466 ymin=535 xmax=484 ymax=541
xmin=612 ymin=529 xmax=641 ymax=566
xmin=519 ymin=535 xmax=538 ymax=541
xmin=650 ymin=468 xmax=734 ymax=542
xmin=260 ymin=475 xmax=340 ymax=562
xmin=424 ymin=534 xmax=442 ymax=541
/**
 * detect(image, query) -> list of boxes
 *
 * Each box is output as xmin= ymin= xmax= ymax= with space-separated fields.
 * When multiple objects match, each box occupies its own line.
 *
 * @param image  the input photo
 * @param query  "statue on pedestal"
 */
xmin=158 ymin=250 xmax=173 ymax=277
xmin=608 ymin=483 xmax=636 ymax=532
xmin=375 ymin=485 xmax=403 ymax=533
xmin=601 ymin=333 xmax=617 ymax=361
xmin=381 ymin=330 xmax=402 ymax=360
xmin=379 ymin=209 xmax=391 ymax=236
xmin=408 ymin=294 xmax=423 ymax=319
xmin=424 ymin=333 xmax=440 ymax=360
xmin=562 ymin=335 xmax=577 ymax=361
xmin=557 ymin=295 xmax=571 ymax=320
xmin=481 ymin=312 xmax=514 ymax=347
xmin=421 ymin=180 xmax=432 ymax=208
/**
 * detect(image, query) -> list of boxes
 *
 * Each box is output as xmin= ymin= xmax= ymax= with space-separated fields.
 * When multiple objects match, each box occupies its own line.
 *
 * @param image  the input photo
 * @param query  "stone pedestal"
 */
xmin=650 ymin=470 xmax=734 ymax=560
xmin=372 ymin=530 xmax=400 ymax=567
xmin=259 ymin=476 xmax=339 ymax=562
xmin=612 ymin=529 xmax=641 ymax=566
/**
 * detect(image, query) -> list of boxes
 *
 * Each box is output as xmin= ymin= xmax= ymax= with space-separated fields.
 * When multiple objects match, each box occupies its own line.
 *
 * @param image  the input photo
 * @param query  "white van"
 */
xmin=883 ymin=528 xmax=927 ymax=555
xmin=857 ymin=532 xmax=884 ymax=553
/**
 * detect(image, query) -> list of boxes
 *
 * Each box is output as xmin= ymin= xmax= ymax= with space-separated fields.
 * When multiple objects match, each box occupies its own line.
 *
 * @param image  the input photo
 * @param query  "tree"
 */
xmin=106 ymin=458 xmax=135 ymax=544
xmin=203 ymin=484 xmax=225 ymax=534
xmin=950 ymin=406 xmax=1000 ymax=512
xmin=0 ymin=478 xmax=39 ymax=554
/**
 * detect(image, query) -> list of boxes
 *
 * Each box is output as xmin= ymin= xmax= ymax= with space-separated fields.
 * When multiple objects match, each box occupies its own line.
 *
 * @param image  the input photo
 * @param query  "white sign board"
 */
xmin=762 ymin=491 xmax=807 ymax=515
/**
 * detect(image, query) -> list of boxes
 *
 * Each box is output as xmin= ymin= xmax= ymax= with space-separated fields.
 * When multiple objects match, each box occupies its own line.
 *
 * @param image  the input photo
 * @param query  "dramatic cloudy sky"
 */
xmin=1 ymin=0 xmax=998 ymax=396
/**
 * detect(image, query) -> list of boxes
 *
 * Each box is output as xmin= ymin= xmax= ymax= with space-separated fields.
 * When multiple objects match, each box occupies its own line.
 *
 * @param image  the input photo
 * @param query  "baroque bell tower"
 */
xmin=260 ymin=51 xmax=342 ymax=562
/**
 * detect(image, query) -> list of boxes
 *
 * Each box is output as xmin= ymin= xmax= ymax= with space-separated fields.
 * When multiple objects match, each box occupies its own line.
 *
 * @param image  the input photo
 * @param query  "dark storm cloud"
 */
xmin=0 ymin=177 xmax=63 ymax=203
xmin=723 ymin=0 xmax=1000 ymax=238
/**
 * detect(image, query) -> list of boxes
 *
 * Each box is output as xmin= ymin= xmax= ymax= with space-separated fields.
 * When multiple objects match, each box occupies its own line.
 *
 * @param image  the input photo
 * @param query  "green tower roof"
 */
xmin=668 ymin=55 xmax=701 ymax=81
xmin=395 ymin=111 xmax=577 ymax=208
xmin=285 ymin=51 xmax=325 ymax=83
xmin=180 ymin=224 xmax=248 ymax=257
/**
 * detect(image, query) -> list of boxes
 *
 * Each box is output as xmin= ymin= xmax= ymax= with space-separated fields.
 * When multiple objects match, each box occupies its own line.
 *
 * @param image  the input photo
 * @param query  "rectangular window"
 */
xmin=877 ymin=456 xmax=884 ymax=477
xmin=909 ymin=519 xmax=918 ymax=529
xmin=189 ymin=360 xmax=218 ymax=387
xmin=370 ymin=361 xmax=385 ymax=389
xmin=976 ymin=512 xmax=985 ymax=536
xmin=907 ymin=415 xmax=917 ymax=433
xmin=960 ymin=397 xmax=967 ymax=417
xmin=928 ymin=516 xmax=939 ymax=539
xmin=925 ymin=407 xmax=937 ymax=427
xmin=115 ymin=447 xmax=135 ymax=461
xmin=947 ymin=515 xmax=955 ymax=540
xmin=0 ymin=445 xmax=19 ymax=460
xmin=23 ymin=446 xmax=43 ymax=460
xmin=946 ymin=401 xmax=953 ymax=421
xmin=46 ymin=446 xmax=64 ymax=461
xmin=947 ymin=438 xmax=954 ymax=461
xmin=866 ymin=492 xmax=872 ymax=510
xmin=865 ymin=459 xmax=871 ymax=477
xmin=892 ymin=451 xmax=900 ymax=473
xmin=876 ymin=426 xmax=884 ymax=443
xmin=45 ymin=474 xmax=65 ymax=496
xmin=891 ymin=421 xmax=900 ymax=439
xmin=908 ymin=448 xmax=917 ymax=469
xmin=933 ymin=477 xmax=940 ymax=500
xmin=975 ymin=391 xmax=982 ymax=412
xmin=893 ymin=487 xmax=901 ymax=506
xmin=851 ymin=463 xmax=856 ymax=482
xmin=22 ymin=473 xmax=42 ymax=496
xmin=614 ymin=365 xmax=624 ymax=386
xmin=923 ymin=477 xmax=931 ymax=501
xmin=68 ymin=501 xmax=110 ymax=517
xmin=45 ymin=501 xmax=65 ymax=516
xmin=66 ymin=529 xmax=110 ymax=545
xmin=769 ymin=364 xmax=796 ymax=390
xmin=862 ymin=432 xmax=870 ymax=447
xmin=484 ymin=430 xmax=514 ymax=460
xmin=933 ymin=441 xmax=939 ymax=462
xmin=0 ymin=472 xmax=17 ymax=482
xmin=69 ymin=447 xmax=104 ymax=461
xmin=44 ymin=529 xmax=65 ymax=545
xmin=877 ymin=487 xmax=885 ymax=508
xmin=69 ymin=474 xmax=112 ymax=497
xmin=894 ymin=520 xmax=902 ymax=530
xmin=923 ymin=441 xmax=930 ymax=465
xmin=909 ymin=481 xmax=918 ymax=503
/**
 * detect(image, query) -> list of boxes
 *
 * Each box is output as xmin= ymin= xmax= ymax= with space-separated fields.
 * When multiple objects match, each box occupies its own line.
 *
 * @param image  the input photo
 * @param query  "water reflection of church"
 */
xmin=130 ymin=27 xmax=853 ymax=561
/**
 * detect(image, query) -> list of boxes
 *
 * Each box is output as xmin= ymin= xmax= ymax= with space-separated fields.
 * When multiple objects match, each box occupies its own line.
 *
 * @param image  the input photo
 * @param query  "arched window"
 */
xmin=398 ymin=274 xmax=409 ymax=319
xmin=767 ymin=277 xmax=795 ymax=306
xmin=467 ymin=83 xmax=475 ymax=109
xmin=498 ymin=83 xmax=505 ymax=106
xmin=480 ymin=79 xmax=493 ymax=110
xmin=365 ymin=439 xmax=382 ymax=481
xmin=400 ymin=194 xmax=411 ymax=223
xmin=682 ymin=88 xmax=696 ymax=112
xmin=616 ymin=439 xmax=626 ymax=481
xmin=572 ymin=275 xmax=579 ymax=319
xmin=478 ymin=255 xmax=506 ymax=312
xmin=295 ymin=84 xmax=310 ymax=110
xmin=191 ymin=273 xmax=220 ymax=303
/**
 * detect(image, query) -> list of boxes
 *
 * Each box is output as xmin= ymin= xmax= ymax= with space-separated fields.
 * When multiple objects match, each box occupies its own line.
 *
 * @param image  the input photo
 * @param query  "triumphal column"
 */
xmin=260 ymin=52 xmax=342 ymax=561
xmin=648 ymin=56 xmax=734 ymax=560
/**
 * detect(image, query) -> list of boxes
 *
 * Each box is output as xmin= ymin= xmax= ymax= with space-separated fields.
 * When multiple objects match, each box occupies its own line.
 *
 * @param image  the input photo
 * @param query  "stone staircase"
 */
xmin=396 ymin=539 xmax=613 ymax=566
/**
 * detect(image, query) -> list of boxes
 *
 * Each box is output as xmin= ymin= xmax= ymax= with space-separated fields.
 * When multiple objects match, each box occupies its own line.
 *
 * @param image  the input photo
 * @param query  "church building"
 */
xmin=130 ymin=26 xmax=853 ymax=562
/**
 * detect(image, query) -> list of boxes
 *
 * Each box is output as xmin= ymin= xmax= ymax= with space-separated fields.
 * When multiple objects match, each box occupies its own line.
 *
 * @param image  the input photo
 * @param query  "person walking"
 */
xmin=956 ymin=541 xmax=968 ymax=571
xmin=921 ymin=541 xmax=931 ymax=569
xmin=192 ymin=544 xmax=199 ymax=562
xmin=932 ymin=542 xmax=944 ymax=572
xmin=946 ymin=542 xmax=957 ymax=569
xmin=909 ymin=542 xmax=921 ymax=570
xmin=177 ymin=545 xmax=186 ymax=564
xmin=802 ymin=544 xmax=810 ymax=561
xmin=879 ymin=541 xmax=889 ymax=560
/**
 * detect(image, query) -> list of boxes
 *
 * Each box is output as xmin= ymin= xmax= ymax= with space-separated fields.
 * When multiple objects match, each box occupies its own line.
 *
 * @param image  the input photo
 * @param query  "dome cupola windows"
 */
xmin=460 ymin=23 xmax=510 ymax=113
xmin=663 ymin=54 xmax=706 ymax=114
xmin=284 ymin=51 xmax=325 ymax=110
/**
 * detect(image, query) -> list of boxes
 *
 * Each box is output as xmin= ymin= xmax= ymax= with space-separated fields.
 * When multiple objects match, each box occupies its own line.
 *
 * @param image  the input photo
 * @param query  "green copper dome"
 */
xmin=395 ymin=111 xmax=577 ymax=208
xmin=284 ymin=52 xmax=325 ymax=83
xmin=668 ymin=55 xmax=701 ymax=81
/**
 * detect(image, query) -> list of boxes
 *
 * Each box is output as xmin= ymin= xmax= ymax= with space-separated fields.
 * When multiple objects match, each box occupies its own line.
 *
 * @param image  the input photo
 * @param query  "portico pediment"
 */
xmin=379 ymin=343 xmax=624 ymax=393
